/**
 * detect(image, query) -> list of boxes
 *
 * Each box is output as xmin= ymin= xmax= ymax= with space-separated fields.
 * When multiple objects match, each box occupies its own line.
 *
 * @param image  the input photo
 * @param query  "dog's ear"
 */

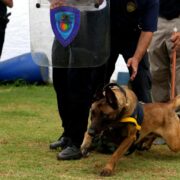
xmin=105 ymin=87 xmax=118 ymax=109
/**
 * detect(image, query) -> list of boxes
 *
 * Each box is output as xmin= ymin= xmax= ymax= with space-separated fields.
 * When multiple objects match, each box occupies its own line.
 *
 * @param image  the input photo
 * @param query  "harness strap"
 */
xmin=131 ymin=102 xmax=144 ymax=125
xmin=120 ymin=117 xmax=141 ymax=131
xmin=120 ymin=116 xmax=141 ymax=156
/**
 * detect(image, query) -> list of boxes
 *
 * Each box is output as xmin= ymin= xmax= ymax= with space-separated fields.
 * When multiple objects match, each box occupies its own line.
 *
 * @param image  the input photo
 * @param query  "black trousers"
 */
xmin=53 ymin=66 xmax=106 ymax=147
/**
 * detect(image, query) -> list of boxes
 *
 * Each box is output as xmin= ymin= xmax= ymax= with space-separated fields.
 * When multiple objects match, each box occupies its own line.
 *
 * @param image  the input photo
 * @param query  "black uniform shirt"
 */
xmin=110 ymin=0 xmax=159 ymax=33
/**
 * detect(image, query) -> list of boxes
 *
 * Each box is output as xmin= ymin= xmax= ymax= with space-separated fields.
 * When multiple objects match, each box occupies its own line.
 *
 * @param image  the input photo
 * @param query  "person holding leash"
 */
xmin=149 ymin=0 xmax=180 ymax=102
xmin=50 ymin=0 xmax=159 ymax=160
xmin=171 ymin=32 xmax=180 ymax=52
xmin=104 ymin=0 xmax=159 ymax=103
xmin=0 ymin=0 xmax=13 ymax=58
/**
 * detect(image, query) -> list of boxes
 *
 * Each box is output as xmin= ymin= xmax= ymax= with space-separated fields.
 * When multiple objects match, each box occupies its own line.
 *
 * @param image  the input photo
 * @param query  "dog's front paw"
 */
xmin=81 ymin=147 xmax=90 ymax=157
xmin=80 ymin=140 xmax=91 ymax=157
xmin=81 ymin=132 xmax=93 ymax=157
xmin=100 ymin=167 xmax=113 ymax=176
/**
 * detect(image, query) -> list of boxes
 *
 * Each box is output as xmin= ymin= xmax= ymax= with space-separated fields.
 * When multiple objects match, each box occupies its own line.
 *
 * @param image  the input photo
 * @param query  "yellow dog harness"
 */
xmin=120 ymin=117 xmax=141 ymax=131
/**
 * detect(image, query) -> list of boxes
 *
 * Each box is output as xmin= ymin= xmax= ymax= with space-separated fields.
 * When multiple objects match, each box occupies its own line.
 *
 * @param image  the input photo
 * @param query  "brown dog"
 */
xmin=81 ymin=83 xmax=180 ymax=176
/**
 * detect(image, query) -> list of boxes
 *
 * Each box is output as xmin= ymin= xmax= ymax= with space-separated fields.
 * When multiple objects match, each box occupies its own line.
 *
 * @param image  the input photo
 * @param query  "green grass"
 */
xmin=0 ymin=84 xmax=180 ymax=179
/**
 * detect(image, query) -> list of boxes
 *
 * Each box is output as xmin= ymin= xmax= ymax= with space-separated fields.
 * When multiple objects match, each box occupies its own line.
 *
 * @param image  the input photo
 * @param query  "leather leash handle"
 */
xmin=171 ymin=27 xmax=177 ymax=100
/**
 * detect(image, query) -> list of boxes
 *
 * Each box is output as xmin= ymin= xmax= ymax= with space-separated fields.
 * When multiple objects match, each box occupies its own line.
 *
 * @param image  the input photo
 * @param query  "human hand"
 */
xmin=127 ymin=57 xmax=139 ymax=81
xmin=171 ymin=32 xmax=180 ymax=52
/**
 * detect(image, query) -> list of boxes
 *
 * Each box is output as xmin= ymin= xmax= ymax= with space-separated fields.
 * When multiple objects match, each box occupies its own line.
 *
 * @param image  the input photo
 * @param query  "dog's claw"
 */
xmin=100 ymin=167 xmax=113 ymax=176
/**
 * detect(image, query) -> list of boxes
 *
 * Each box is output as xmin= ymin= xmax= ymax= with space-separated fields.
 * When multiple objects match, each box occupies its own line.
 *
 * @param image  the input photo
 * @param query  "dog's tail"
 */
xmin=172 ymin=95 xmax=180 ymax=111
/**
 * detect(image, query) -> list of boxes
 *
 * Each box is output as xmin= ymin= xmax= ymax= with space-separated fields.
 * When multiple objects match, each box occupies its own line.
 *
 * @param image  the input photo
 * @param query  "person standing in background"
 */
xmin=149 ymin=0 xmax=180 ymax=102
xmin=0 ymin=0 xmax=13 ymax=58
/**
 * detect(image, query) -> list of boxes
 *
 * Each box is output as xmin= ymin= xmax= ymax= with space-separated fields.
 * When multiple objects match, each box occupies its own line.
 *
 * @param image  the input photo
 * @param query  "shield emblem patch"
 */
xmin=50 ymin=6 xmax=81 ymax=47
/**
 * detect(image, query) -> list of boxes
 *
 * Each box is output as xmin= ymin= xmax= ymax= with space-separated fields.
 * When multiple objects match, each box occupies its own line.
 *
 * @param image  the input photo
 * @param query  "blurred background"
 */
xmin=0 ymin=0 xmax=128 ymax=83
xmin=1 ymin=0 xmax=30 ymax=61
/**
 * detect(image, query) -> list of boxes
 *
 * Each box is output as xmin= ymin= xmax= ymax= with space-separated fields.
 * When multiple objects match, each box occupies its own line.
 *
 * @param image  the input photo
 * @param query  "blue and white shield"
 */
xmin=50 ymin=6 xmax=81 ymax=47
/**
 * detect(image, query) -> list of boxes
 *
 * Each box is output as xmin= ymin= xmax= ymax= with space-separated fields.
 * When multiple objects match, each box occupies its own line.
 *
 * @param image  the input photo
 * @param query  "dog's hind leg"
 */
xmin=100 ymin=124 xmax=137 ymax=176
xmin=162 ymin=117 xmax=180 ymax=152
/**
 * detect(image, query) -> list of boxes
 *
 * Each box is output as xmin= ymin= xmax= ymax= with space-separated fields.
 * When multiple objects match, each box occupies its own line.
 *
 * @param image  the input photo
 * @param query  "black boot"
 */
xmin=57 ymin=144 xmax=82 ymax=160
xmin=49 ymin=136 xmax=72 ymax=150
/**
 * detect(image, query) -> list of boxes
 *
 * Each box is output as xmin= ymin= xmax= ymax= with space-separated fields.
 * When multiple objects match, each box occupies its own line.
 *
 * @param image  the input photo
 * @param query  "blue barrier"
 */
xmin=0 ymin=53 xmax=49 ymax=83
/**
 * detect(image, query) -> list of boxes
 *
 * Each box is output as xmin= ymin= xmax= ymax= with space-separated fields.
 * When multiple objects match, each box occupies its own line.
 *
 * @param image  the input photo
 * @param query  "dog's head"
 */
xmin=88 ymin=83 xmax=136 ymax=136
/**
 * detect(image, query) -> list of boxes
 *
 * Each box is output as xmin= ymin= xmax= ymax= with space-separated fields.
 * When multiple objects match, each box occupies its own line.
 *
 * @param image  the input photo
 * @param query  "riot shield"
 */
xmin=29 ymin=0 xmax=110 ymax=68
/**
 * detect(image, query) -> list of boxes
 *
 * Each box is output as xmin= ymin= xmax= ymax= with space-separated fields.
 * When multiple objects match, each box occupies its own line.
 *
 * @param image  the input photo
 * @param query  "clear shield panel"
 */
xmin=29 ymin=0 xmax=110 ymax=68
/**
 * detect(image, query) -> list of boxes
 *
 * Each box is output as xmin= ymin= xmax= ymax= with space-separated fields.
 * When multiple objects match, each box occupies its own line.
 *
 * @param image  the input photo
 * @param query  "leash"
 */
xmin=171 ymin=27 xmax=177 ymax=100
